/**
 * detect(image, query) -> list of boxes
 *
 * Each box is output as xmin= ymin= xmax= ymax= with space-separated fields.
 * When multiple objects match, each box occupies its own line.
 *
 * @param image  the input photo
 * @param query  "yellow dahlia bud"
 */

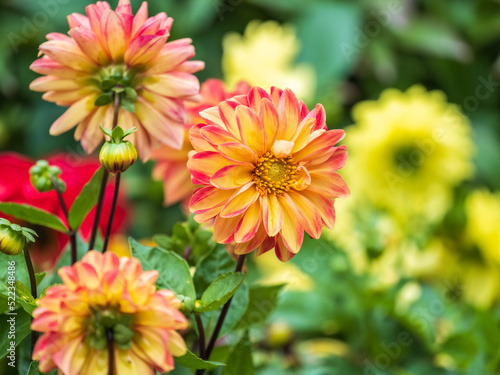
xmin=99 ymin=126 xmax=137 ymax=175
xmin=29 ymin=159 xmax=66 ymax=193
xmin=0 ymin=218 xmax=37 ymax=256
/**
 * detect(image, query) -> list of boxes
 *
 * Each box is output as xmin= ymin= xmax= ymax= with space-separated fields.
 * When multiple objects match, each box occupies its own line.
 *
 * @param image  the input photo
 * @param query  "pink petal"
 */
xmin=125 ymin=35 xmax=168 ymax=66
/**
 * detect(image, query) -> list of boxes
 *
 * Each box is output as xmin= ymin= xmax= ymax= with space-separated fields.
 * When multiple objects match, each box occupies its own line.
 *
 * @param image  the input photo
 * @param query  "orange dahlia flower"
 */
xmin=30 ymin=0 xmax=203 ymax=160
xmin=187 ymin=87 xmax=349 ymax=261
xmin=151 ymin=79 xmax=250 ymax=206
xmin=32 ymin=250 xmax=188 ymax=374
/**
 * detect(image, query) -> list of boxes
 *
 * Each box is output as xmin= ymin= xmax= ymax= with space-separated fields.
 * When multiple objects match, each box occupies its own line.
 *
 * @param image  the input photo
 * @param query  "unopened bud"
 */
xmin=29 ymin=160 xmax=66 ymax=193
xmin=99 ymin=126 xmax=138 ymax=175
xmin=0 ymin=219 xmax=37 ymax=256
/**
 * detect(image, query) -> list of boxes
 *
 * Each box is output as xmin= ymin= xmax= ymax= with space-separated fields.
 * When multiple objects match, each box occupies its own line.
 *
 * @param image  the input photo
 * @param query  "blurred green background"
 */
xmin=2 ymin=0 xmax=500 ymax=374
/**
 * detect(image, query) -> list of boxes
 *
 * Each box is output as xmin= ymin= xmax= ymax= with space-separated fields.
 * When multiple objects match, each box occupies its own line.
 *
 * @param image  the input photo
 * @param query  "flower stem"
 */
xmin=107 ymin=329 xmax=114 ymax=375
xmin=197 ymin=254 xmax=246 ymax=373
xmin=102 ymin=172 xmax=121 ymax=253
xmin=89 ymin=92 xmax=119 ymax=251
xmin=88 ymin=171 xmax=109 ymax=251
xmin=50 ymin=176 xmax=77 ymax=264
xmin=195 ymin=312 xmax=206 ymax=359
xmin=23 ymin=245 xmax=38 ymax=353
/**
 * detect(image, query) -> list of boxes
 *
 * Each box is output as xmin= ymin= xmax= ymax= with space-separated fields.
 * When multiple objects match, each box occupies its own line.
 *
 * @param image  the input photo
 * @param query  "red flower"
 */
xmin=0 ymin=152 xmax=128 ymax=270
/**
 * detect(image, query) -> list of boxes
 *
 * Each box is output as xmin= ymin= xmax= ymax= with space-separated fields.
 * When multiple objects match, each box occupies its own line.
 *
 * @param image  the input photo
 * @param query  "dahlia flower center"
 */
xmin=86 ymin=307 xmax=134 ymax=350
xmin=254 ymin=152 xmax=298 ymax=195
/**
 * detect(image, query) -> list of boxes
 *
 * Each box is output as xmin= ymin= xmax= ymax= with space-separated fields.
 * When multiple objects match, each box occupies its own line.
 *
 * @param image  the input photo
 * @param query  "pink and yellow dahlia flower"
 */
xmin=30 ymin=0 xmax=203 ymax=160
xmin=32 ymin=250 xmax=188 ymax=374
xmin=151 ymin=79 xmax=250 ymax=206
xmin=187 ymin=87 xmax=349 ymax=261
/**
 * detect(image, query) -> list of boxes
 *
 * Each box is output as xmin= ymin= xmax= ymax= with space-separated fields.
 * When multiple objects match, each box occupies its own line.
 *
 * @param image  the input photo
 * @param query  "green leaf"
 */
xmin=100 ymin=79 xmax=116 ymax=91
xmin=194 ymin=245 xmax=236 ymax=296
xmin=235 ymin=284 xmax=285 ymax=330
xmin=296 ymin=2 xmax=362 ymax=90
xmin=120 ymin=97 xmax=135 ymax=113
xmin=68 ymin=167 xmax=105 ymax=229
xmin=14 ymin=281 xmax=37 ymax=316
xmin=201 ymin=282 xmax=249 ymax=338
xmin=130 ymin=239 xmax=196 ymax=311
xmin=221 ymin=334 xmax=254 ymax=375
xmin=35 ymin=272 xmax=46 ymax=285
xmin=0 ymin=203 xmax=67 ymax=233
xmin=94 ymin=92 xmax=113 ymax=106
xmin=174 ymin=349 xmax=226 ymax=370
xmin=0 ymin=308 xmax=31 ymax=360
xmin=393 ymin=20 xmax=472 ymax=62
xmin=124 ymin=87 xmax=138 ymax=101
xmin=196 ymin=272 xmax=246 ymax=312
xmin=27 ymin=360 xmax=58 ymax=374
xmin=153 ymin=234 xmax=173 ymax=251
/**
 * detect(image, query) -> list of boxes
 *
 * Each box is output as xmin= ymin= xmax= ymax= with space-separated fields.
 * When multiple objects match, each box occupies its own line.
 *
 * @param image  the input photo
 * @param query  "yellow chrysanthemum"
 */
xmin=465 ymin=189 xmax=500 ymax=265
xmin=222 ymin=20 xmax=316 ymax=102
xmin=32 ymin=250 xmax=188 ymax=375
xmin=344 ymin=85 xmax=474 ymax=224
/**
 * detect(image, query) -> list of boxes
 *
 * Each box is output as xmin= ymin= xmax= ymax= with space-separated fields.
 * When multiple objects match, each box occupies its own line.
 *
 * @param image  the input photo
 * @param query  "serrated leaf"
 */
xmin=174 ymin=349 xmax=226 ymax=370
xmin=68 ymin=167 xmax=105 ymax=229
xmin=130 ymin=239 xmax=196 ymax=311
xmin=235 ymin=284 xmax=284 ymax=330
xmin=14 ymin=281 xmax=37 ymax=316
xmin=202 ymin=282 xmax=249 ymax=339
xmin=196 ymin=272 xmax=246 ymax=312
xmin=194 ymin=245 xmax=236 ymax=296
xmin=0 ymin=203 xmax=67 ymax=233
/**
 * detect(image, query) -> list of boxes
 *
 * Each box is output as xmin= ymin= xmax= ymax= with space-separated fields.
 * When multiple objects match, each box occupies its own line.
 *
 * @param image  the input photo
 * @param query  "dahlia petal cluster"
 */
xmin=151 ymin=79 xmax=251 ymax=206
xmin=187 ymin=87 xmax=349 ymax=261
xmin=32 ymin=250 xmax=188 ymax=374
xmin=30 ymin=0 xmax=203 ymax=160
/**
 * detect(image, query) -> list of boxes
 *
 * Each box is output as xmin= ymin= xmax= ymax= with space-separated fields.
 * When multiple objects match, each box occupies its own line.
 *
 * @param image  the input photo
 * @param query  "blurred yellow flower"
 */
xmin=465 ymin=189 xmax=500 ymax=265
xmin=345 ymin=85 xmax=474 ymax=224
xmin=222 ymin=20 xmax=316 ymax=103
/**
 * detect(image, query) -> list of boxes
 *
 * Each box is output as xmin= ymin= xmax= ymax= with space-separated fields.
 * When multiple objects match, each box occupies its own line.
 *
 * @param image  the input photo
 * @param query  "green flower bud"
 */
xmin=99 ymin=126 xmax=138 ymax=175
xmin=29 ymin=160 xmax=66 ymax=193
xmin=0 ymin=219 xmax=37 ymax=256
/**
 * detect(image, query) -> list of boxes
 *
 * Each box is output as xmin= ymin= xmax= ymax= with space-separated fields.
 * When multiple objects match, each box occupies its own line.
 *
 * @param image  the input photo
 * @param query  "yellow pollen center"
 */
xmin=253 ymin=151 xmax=298 ymax=195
